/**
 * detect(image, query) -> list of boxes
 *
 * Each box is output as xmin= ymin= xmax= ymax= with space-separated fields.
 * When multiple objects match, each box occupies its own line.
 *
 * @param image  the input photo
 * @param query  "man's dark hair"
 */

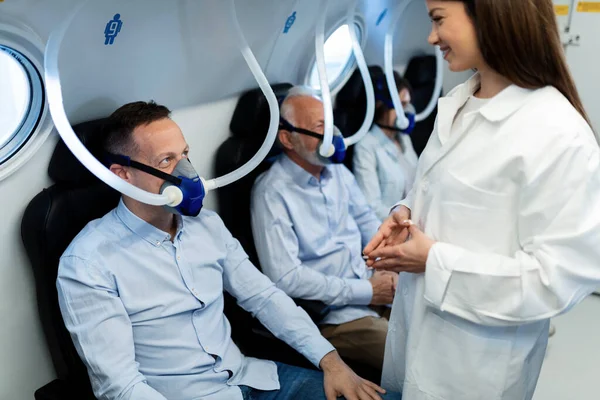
xmin=102 ymin=100 xmax=171 ymax=157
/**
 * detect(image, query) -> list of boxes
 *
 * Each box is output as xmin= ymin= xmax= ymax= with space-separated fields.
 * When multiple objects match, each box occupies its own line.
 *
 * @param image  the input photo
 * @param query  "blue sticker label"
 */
xmin=104 ymin=14 xmax=123 ymax=45
xmin=376 ymin=8 xmax=388 ymax=26
xmin=283 ymin=11 xmax=296 ymax=34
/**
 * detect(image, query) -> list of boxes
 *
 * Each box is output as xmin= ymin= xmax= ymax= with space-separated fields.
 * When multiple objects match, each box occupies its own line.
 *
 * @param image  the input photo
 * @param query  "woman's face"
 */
xmin=400 ymin=88 xmax=412 ymax=110
xmin=426 ymin=0 xmax=483 ymax=72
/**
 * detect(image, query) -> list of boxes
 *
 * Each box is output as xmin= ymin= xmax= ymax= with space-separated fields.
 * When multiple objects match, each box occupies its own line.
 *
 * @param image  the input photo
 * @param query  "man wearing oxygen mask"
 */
xmin=56 ymin=101 xmax=400 ymax=400
xmin=251 ymin=87 xmax=397 ymax=372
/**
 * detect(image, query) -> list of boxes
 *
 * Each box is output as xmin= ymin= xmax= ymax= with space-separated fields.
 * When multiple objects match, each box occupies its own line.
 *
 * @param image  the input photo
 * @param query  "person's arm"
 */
xmin=57 ymin=257 xmax=167 ymax=400
xmin=353 ymin=143 xmax=390 ymax=220
xmin=342 ymin=165 xmax=382 ymax=246
xmin=217 ymin=215 xmax=335 ymax=367
xmin=425 ymin=135 xmax=600 ymax=326
xmin=250 ymin=187 xmax=372 ymax=306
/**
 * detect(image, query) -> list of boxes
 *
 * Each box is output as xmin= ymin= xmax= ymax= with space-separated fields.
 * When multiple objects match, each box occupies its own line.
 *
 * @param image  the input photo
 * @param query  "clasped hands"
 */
xmin=363 ymin=206 xmax=435 ymax=274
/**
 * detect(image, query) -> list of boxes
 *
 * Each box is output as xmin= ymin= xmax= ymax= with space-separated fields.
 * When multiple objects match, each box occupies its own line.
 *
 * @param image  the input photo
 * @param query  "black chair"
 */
xmin=403 ymin=55 xmax=442 ymax=155
xmin=334 ymin=66 xmax=383 ymax=171
xmin=21 ymin=119 xmax=119 ymax=400
xmin=215 ymin=85 xmax=381 ymax=382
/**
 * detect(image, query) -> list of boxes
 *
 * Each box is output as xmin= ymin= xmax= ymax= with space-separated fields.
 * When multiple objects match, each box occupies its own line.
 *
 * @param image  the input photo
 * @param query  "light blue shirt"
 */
xmin=353 ymin=126 xmax=419 ymax=220
xmin=251 ymin=154 xmax=382 ymax=325
xmin=57 ymin=199 xmax=334 ymax=400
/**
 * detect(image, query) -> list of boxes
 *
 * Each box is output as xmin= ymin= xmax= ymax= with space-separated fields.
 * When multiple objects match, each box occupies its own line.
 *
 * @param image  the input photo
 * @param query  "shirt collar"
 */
xmin=279 ymin=153 xmax=332 ymax=187
xmin=453 ymin=73 xmax=535 ymax=122
xmin=115 ymin=198 xmax=184 ymax=246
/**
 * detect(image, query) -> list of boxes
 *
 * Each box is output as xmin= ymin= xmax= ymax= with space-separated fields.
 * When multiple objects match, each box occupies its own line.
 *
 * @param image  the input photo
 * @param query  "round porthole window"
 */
xmin=307 ymin=23 xmax=363 ymax=94
xmin=0 ymin=44 xmax=45 ymax=166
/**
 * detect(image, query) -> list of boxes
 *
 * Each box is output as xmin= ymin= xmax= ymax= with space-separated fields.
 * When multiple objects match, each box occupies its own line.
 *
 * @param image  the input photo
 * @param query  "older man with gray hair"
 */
xmin=250 ymin=86 xmax=397 ymax=371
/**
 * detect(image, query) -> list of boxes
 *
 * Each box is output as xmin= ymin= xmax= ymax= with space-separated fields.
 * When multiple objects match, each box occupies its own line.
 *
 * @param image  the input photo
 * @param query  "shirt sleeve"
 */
xmin=218 ymin=217 xmax=335 ymax=367
xmin=57 ymin=256 xmax=167 ymax=400
xmin=250 ymin=186 xmax=373 ymax=306
xmin=424 ymin=135 xmax=600 ymax=326
xmin=393 ymin=187 xmax=415 ymax=214
xmin=341 ymin=165 xmax=382 ymax=246
xmin=353 ymin=143 xmax=390 ymax=221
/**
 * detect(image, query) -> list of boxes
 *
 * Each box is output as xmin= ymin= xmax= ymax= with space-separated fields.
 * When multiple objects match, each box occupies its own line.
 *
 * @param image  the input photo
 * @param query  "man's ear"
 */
xmin=278 ymin=130 xmax=295 ymax=151
xmin=109 ymin=164 xmax=131 ymax=182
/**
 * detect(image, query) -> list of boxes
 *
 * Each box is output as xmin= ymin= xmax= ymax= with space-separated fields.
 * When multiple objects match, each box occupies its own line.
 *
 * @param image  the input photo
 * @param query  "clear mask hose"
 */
xmin=205 ymin=0 xmax=279 ymax=191
xmin=385 ymin=0 xmax=444 ymax=128
xmin=45 ymin=0 xmax=279 ymax=205
xmin=315 ymin=0 xmax=335 ymax=157
xmin=342 ymin=0 xmax=375 ymax=148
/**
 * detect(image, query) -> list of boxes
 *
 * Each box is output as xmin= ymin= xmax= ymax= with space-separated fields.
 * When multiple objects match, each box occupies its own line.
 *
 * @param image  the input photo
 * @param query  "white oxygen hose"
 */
xmin=384 ymin=0 xmax=411 ymax=130
xmin=315 ymin=0 xmax=335 ymax=157
xmin=45 ymin=0 xmax=279 ymax=204
xmin=343 ymin=0 xmax=375 ymax=148
xmin=205 ymin=0 xmax=280 ymax=191
xmin=416 ymin=46 xmax=443 ymax=122
xmin=45 ymin=1 xmax=174 ymax=206
xmin=385 ymin=0 xmax=444 ymax=126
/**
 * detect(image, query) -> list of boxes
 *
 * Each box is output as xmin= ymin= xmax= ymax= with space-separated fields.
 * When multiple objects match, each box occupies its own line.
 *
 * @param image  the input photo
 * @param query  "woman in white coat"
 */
xmin=363 ymin=1 xmax=600 ymax=399
xmin=353 ymin=72 xmax=419 ymax=221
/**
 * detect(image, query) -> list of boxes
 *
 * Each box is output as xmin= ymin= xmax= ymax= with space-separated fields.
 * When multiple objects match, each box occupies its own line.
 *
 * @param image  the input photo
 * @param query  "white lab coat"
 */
xmin=382 ymin=73 xmax=600 ymax=400
xmin=353 ymin=125 xmax=419 ymax=220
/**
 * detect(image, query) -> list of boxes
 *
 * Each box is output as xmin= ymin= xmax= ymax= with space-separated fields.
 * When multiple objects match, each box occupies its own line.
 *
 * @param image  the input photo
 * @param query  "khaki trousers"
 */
xmin=319 ymin=307 xmax=391 ymax=370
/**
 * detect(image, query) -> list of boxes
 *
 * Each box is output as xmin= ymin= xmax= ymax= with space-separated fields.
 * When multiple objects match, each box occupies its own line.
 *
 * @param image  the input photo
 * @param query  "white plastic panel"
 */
xmin=564 ymin=1 xmax=600 ymax=133
xmin=53 ymin=0 xmax=292 ymax=124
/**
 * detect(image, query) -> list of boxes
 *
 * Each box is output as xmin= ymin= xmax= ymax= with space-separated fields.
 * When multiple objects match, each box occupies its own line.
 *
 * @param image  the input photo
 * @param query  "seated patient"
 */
xmin=353 ymin=72 xmax=419 ymax=221
xmin=251 ymin=87 xmax=398 ymax=371
xmin=56 ymin=101 xmax=398 ymax=400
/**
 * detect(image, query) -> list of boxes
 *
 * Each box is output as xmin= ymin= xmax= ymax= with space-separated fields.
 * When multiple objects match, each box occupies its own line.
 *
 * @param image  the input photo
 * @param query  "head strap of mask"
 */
xmin=104 ymin=153 xmax=205 ymax=217
xmin=279 ymin=117 xmax=346 ymax=163
xmin=374 ymin=75 xmax=395 ymax=110
xmin=377 ymin=113 xmax=416 ymax=134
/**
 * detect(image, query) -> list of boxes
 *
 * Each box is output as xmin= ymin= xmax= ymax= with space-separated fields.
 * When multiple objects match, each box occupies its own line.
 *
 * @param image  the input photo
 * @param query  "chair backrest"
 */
xmin=21 ymin=119 xmax=120 ymax=398
xmin=403 ymin=55 xmax=441 ymax=155
xmin=215 ymin=83 xmax=292 ymax=267
xmin=334 ymin=65 xmax=383 ymax=170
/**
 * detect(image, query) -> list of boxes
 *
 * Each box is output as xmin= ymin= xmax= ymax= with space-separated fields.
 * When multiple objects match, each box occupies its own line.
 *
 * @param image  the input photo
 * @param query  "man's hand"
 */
xmin=363 ymin=206 xmax=412 ymax=264
xmin=320 ymin=351 xmax=386 ymax=400
xmin=369 ymin=224 xmax=435 ymax=274
xmin=368 ymin=271 xmax=398 ymax=305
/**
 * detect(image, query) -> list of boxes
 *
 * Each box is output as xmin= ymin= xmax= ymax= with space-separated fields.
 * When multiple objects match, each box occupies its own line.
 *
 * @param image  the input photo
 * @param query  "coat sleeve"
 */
xmin=424 ymin=133 xmax=600 ymax=326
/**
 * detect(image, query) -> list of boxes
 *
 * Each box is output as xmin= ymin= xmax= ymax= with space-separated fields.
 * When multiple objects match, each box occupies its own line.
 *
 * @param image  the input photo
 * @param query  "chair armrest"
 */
xmin=35 ymin=378 xmax=96 ymax=400
xmin=34 ymin=379 xmax=73 ymax=400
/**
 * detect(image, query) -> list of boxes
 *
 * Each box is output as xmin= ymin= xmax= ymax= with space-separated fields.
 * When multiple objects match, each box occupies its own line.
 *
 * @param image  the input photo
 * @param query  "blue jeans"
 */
xmin=240 ymin=362 xmax=401 ymax=400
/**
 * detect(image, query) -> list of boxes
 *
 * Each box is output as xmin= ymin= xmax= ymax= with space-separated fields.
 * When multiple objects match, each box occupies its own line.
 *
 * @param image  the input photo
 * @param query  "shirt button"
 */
xmin=155 ymin=241 xmax=161 ymax=246
xmin=421 ymin=179 xmax=430 ymax=193
xmin=177 ymin=256 xmax=181 ymax=260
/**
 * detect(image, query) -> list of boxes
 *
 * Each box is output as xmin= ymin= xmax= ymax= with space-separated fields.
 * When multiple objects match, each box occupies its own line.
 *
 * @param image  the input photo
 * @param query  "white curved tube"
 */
xmin=205 ymin=0 xmax=280 ymax=191
xmin=45 ymin=0 xmax=175 ymax=206
xmin=415 ymin=46 xmax=443 ymax=122
xmin=45 ymin=0 xmax=279 ymax=202
xmin=386 ymin=0 xmax=444 ymax=126
xmin=315 ymin=0 xmax=335 ymax=157
xmin=384 ymin=0 xmax=411 ymax=130
xmin=343 ymin=0 xmax=375 ymax=148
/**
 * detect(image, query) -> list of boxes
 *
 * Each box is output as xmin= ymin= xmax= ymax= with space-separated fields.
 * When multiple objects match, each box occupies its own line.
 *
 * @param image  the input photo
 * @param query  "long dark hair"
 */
xmin=453 ymin=0 xmax=591 ymax=126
